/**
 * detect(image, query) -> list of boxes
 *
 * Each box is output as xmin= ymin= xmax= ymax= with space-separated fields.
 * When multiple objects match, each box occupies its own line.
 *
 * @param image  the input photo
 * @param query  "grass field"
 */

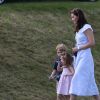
xmin=0 ymin=1 xmax=100 ymax=100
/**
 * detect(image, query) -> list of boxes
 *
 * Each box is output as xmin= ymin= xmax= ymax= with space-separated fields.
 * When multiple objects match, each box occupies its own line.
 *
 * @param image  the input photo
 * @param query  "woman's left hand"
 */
xmin=72 ymin=47 xmax=78 ymax=53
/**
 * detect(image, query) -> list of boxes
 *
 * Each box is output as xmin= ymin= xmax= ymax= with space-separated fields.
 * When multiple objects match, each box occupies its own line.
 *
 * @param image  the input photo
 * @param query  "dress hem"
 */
xmin=69 ymin=92 xmax=99 ymax=96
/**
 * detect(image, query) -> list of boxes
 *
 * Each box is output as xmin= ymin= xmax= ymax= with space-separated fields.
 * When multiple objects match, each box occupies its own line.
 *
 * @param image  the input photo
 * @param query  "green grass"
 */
xmin=0 ymin=2 xmax=100 ymax=100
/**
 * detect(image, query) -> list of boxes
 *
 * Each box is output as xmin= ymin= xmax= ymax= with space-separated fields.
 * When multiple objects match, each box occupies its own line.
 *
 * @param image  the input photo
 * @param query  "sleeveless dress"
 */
xmin=69 ymin=24 xmax=99 ymax=96
xmin=57 ymin=67 xmax=73 ymax=95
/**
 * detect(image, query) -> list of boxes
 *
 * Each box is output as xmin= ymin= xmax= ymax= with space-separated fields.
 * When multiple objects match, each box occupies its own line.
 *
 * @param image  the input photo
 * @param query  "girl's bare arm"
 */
xmin=72 ymin=29 xmax=95 ymax=53
xmin=67 ymin=67 xmax=75 ymax=76
xmin=49 ymin=70 xmax=56 ymax=80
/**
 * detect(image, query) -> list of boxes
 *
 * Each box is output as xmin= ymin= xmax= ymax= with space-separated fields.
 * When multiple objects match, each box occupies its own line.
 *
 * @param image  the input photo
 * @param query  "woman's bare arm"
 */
xmin=72 ymin=28 xmax=95 ymax=53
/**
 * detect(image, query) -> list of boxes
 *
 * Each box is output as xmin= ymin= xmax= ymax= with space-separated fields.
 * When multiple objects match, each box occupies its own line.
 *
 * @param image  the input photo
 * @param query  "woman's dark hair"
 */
xmin=70 ymin=8 xmax=88 ymax=32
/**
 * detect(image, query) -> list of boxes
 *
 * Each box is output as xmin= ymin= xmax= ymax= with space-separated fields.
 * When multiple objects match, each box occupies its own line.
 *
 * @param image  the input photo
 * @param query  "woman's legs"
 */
xmin=70 ymin=94 xmax=77 ymax=100
xmin=93 ymin=95 xmax=100 ymax=100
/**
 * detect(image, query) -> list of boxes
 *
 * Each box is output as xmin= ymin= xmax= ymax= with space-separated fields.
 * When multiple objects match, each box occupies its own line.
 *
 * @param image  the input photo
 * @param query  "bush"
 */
xmin=15 ymin=0 xmax=97 ymax=2
xmin=1 ymin=0 xmax=98 ymax=4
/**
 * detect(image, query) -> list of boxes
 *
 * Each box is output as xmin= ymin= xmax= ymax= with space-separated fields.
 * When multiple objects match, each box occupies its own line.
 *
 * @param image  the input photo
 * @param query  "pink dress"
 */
xmin=57 ymin=67 xmax=73 ymax=95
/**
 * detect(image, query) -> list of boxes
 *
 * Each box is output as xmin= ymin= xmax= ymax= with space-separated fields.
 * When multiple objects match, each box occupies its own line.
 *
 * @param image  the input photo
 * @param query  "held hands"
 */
xmin=57 ymin=62 xmax=62 ymax=71
xmin=57 ymin=66 xmax=63 ymax=71
xmin=72 ymin=47 xmax=79 ymax=53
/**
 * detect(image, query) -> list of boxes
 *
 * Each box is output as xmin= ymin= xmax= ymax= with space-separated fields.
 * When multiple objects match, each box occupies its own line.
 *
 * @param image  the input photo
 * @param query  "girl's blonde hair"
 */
xmin=56 ymin=43 xmax=67 ymax=52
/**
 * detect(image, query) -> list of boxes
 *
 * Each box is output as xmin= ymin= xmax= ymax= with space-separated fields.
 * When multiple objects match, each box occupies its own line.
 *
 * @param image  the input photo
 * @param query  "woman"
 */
xmin=69 ymin=8 xmax=100 ymax=100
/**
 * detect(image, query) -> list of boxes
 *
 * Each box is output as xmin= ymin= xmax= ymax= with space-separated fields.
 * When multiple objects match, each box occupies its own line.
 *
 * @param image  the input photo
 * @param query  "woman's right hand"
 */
xmin=72 ymin=47 xmax=78 ymax=53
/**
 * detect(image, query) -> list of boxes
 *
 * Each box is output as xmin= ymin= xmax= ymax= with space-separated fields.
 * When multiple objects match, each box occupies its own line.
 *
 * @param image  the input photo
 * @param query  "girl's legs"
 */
xmin=57 ymin=94 xmax=60 ymax=100
xmin=57 ymin=94 xmax=69 ymax=100
xmin=65 ymin=95 xmax=70 ymax=100
xmin=93 ymin=95 xmax=100 ymax=100
xmin=57 ymin=94 xmax=64 ymax=100
xmin=70 ymin=94 xmax=77 ymax=100
xmin=62 ymin=95 xmax=67 ymax=100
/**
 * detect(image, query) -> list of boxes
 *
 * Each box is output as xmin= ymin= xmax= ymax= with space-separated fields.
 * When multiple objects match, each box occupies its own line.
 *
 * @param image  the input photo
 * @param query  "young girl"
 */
xmin=57 ymin=53 xmax=74 ymax=100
